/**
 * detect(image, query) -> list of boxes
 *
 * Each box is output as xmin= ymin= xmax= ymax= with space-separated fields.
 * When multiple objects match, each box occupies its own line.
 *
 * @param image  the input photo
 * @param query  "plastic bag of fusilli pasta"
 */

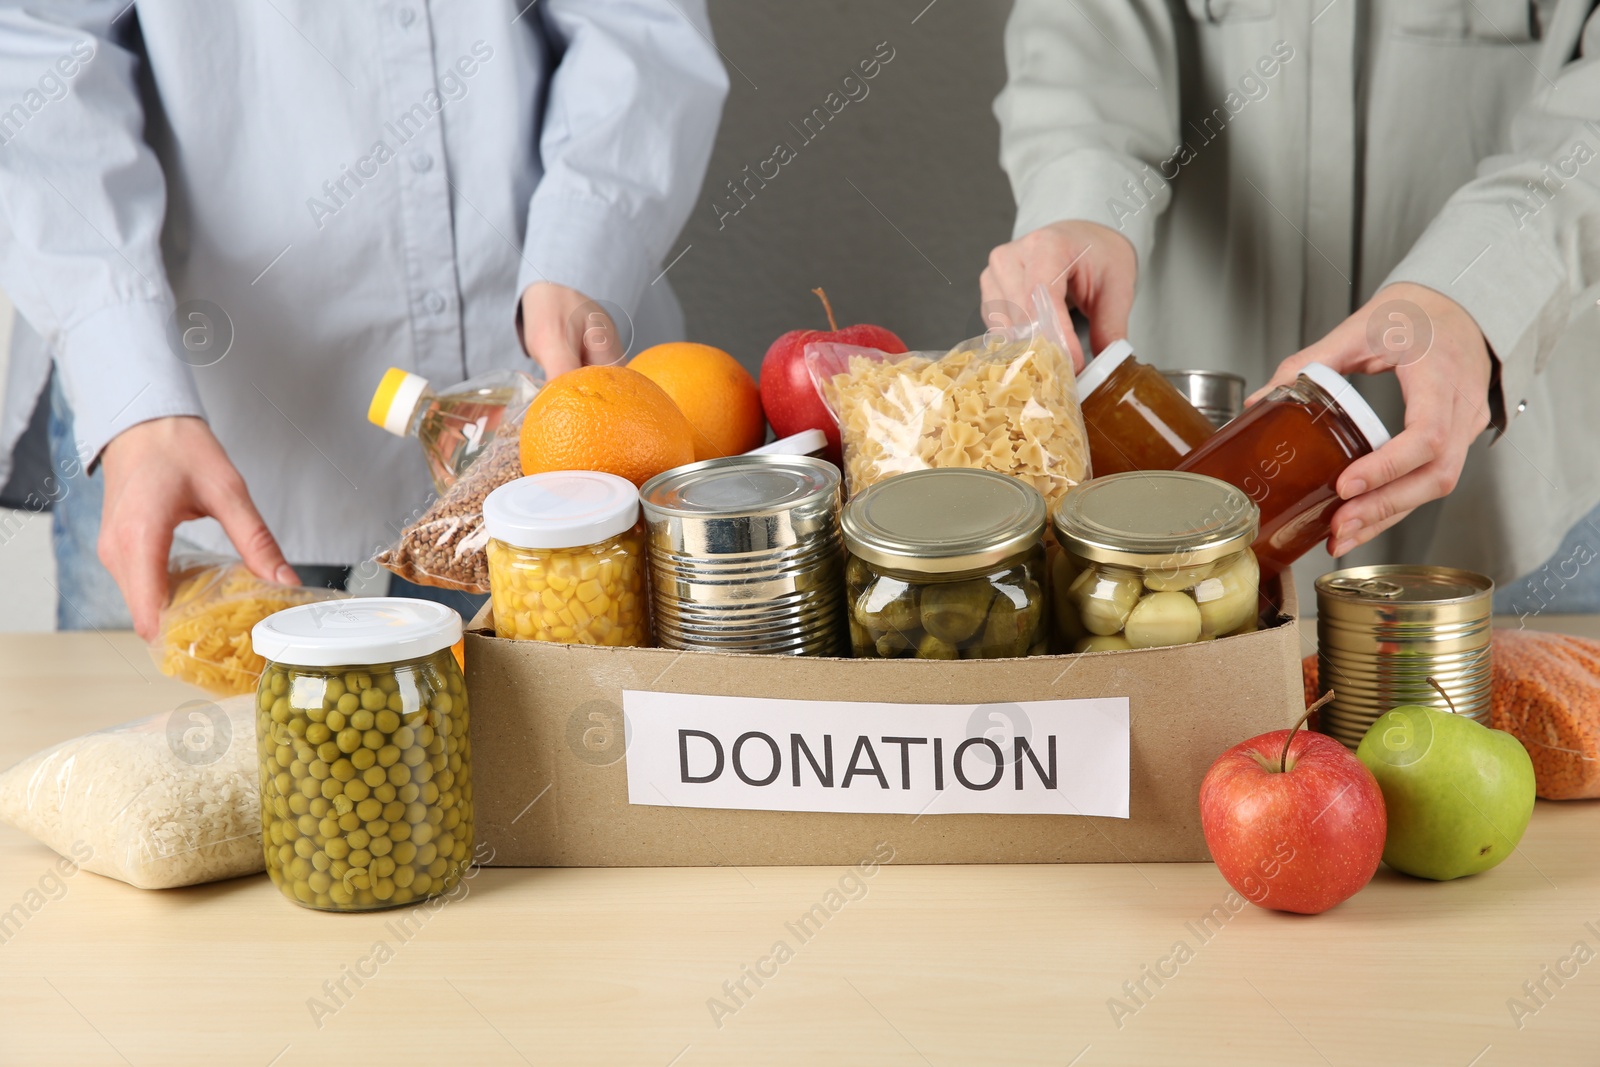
xmin=149 ymin=556 xmax=348 ymax=695
xmin=805 ymin=285 xmax=1091 ymax=508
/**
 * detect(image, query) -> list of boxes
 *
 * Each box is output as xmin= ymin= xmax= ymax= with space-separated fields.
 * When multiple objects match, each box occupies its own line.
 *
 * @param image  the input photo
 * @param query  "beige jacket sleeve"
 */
xmin=992 ymin=0 xmax=1182 ymax=266
xmin=1384 ymin=3 xmax=1600 ymax=424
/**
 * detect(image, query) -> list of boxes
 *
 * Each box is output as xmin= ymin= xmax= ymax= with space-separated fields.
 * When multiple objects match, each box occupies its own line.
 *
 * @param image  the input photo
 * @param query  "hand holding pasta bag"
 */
xmin=806 ymin=285 xmax=1092 ymax=507
xmin=150 ymin=555 xmax=348 ymax=696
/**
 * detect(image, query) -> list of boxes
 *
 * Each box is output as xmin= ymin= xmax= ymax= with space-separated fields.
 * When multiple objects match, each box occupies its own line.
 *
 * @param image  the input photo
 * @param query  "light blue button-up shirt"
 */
xmin=0 ymin=0 xmax=727 ymax=563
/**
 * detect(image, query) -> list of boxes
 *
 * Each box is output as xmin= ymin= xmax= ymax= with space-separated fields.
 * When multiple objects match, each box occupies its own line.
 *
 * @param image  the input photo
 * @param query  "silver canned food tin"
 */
xmin=1315 ymin=565 xmax=1494 ymax=749
xmin=1162 ymin=369 xmax=1246 ymax=428
xmin=640 ymin=455 xmax=847 ymax=655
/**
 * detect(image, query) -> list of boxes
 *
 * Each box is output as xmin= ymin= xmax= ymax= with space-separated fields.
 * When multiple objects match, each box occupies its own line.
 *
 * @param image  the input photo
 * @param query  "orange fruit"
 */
xmin=628 ymin=342 xmax=766 ymax=461
xmin=519 ymin=365 xmax=695 ymax=487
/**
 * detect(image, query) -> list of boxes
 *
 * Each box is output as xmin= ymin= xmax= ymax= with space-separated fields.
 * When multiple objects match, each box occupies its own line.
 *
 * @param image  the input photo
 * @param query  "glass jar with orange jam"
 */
xmin=1076 ymin=341 xmax=1217 ymax=475
xmin=1175 ymin=362 xmax=1391 ymax=577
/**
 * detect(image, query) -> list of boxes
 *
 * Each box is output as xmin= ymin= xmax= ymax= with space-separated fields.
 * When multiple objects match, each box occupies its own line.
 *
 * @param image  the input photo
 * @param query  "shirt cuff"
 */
xmin=54 ymin=300 xmax=206 ymax=464
xmin=1381 ymin=205 xmax=1570 ymax=432
xmin=1011 ymin=150 xmax=1166 ymax=268
xmin=517 ymin=193 xmax=655 ymax=329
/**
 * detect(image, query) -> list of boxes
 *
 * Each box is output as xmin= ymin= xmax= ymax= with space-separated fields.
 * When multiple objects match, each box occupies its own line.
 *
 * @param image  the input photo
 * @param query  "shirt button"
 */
xmin=424 ymin=291 xmax=447 ymax=314
xmin=396 ymin=6 xmax=416 ymax=27
xmin=1517 ymin=400 xmax=1528 ymax=414
xmin=410 ymin=151 xmax=433 ymax=172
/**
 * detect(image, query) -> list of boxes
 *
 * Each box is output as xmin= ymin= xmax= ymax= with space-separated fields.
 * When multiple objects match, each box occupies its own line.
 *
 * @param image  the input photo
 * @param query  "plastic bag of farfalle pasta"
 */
xmin=151 ymin=555 xmax=348 ymax=696
xmin=0 ymin=695 xmax=263 ymax=889
xmin=805 ymin=285 xmax=1092 ymax=507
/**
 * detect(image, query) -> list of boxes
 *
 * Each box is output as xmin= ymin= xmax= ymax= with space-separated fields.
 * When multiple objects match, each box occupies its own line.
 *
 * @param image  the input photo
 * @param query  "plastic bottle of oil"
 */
xmin=368 ymin=367 xmax=540 ymax=493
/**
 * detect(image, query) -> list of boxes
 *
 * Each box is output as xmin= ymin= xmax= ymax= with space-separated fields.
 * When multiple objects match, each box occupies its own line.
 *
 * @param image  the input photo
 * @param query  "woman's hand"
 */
xmin=980 ymin=219 xmax=1138 ymax=369
xmin=99 ymin=416 xmax=296 ymax=639
xmin=1252 ymin=282 xmax=1495 ymax=557
xmin=519 ymin=282 xmax=626 ymax=377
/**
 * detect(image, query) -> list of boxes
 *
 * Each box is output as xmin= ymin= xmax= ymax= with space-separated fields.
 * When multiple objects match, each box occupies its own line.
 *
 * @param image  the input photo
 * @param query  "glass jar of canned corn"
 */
xmin=482 ymin=471 xmax=651 ymax=646
xmin=250 ymin=599 xmax=473 ymax=912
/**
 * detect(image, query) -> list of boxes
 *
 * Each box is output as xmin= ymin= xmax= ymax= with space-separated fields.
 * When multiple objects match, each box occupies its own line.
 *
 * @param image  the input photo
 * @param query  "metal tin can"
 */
xmin=1161 ymin=369 xmax=1246 ymax=428
xmin=1315 ymin=565 xmax=1494 ymax=748
xmin=640 ymin=455 xmax=846 ymax=655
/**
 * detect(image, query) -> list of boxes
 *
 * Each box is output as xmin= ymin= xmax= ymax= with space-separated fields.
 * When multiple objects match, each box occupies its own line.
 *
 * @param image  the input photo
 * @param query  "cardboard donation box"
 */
xmin=466 ymin=577 xmax=1303 ymax=866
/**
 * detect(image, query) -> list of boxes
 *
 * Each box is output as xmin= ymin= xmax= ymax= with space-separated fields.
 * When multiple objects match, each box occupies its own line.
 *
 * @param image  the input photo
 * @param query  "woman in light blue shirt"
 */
xmin=0 ymin=0 xmax=728 ymax=636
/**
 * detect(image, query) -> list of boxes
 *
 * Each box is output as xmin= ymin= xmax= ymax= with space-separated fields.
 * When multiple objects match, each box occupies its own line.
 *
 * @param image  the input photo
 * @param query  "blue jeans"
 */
xmin=47 ymin=378 xmax=484 ymax=630
xmin=48 ymin=375 xmax=131 ymax=631
xmin=1492 ymin=503 xmax=1600 ymax=620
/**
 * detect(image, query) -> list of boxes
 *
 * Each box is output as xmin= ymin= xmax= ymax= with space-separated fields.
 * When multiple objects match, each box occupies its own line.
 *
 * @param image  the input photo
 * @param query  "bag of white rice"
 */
xmin=0 ymin=696 xmax=263 ymax=889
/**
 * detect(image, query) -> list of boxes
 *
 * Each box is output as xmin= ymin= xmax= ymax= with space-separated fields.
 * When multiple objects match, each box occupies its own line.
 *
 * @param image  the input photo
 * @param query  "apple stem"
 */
xmin=811 ymin=287 xmax=839 ymax=332
xmin=1425 ymin=676 xmax=1459 ymax=716
xmin=1281 ymin=691 xmax=1337 ymax=773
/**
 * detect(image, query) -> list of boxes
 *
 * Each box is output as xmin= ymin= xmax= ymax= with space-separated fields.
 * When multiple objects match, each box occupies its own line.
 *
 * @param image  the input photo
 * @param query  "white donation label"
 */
xmin=622 ymin=691 xmax=1129 ymax=818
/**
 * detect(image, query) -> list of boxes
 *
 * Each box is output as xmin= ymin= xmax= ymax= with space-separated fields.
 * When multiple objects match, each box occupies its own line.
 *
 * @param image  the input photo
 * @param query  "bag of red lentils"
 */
xmin=1303 ymin=633 xmax=1600 ymax=800
xmin=1489 ymin=630 xmax=1600 ymax=800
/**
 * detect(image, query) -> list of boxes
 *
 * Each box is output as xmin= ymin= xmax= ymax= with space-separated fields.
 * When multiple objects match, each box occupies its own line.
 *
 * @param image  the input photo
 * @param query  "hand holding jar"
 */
xmin=1248 ymin=282 xmax=1494 ymax=558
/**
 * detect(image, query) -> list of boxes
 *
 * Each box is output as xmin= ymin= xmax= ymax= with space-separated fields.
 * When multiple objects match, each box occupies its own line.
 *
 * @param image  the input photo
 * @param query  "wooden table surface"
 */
xmin=2 ymin=619 xmax=1598 ymax=1066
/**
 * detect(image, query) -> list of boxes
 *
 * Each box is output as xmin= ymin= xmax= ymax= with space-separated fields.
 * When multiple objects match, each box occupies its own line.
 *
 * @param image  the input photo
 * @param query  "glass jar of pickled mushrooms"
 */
xmin=841 ymin=468 xmax=1048 ymax=660
xmin=1050 ymin=472 xmax=1261 ymax=653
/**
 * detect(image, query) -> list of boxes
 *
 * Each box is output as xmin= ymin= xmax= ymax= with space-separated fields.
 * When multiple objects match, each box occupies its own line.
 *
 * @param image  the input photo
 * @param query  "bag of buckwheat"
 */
xmin=374 ymin=422 xmax=523 ymax=593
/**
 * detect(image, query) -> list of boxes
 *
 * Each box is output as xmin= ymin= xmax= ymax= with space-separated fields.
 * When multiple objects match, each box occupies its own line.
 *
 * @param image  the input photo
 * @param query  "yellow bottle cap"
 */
xmin=367 ymin=368 xmax=430 ymax=435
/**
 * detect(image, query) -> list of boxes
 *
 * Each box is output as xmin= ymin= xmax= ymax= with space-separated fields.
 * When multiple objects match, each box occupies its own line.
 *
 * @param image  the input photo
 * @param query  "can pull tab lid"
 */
xmin=1324 ymin=576 xmax=1405 ymax=599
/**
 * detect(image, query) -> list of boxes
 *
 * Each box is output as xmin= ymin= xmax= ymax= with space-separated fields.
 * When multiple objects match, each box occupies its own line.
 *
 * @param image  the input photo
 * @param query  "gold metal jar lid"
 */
xmin=841 ymin=468 xmax=1046 ymax=576
xmin=1051 ymin=471 xmax=1258 ymax=569
xmin=1316 ymin=565 xmax=1493 ymax=626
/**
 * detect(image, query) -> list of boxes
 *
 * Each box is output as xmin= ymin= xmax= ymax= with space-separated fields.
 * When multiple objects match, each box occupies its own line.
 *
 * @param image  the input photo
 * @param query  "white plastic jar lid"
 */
xmin=1074 ymin=339 xmax=1136 ymax=399
xmin=483 ymin=471 xmax=641 ymax=550
xmin=252 ymin=598 xmax=463 ymax=668
xmin=746 ymin=428 xmax=828 ymax=457
xmin=1299 ymin=362 xmax=1393 ymax=450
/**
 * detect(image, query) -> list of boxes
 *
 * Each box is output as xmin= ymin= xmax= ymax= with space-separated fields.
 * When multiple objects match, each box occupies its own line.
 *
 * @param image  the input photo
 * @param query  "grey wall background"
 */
xmin=674 ymin=0 xmax=1016 ymax=369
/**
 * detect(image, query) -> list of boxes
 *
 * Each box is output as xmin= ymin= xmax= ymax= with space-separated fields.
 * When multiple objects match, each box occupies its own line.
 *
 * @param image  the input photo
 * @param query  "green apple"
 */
xmin=1355 ymin=704 xmax=1536 ymax=881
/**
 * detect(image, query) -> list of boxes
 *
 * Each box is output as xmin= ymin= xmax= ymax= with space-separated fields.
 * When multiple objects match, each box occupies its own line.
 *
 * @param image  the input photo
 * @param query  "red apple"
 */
xmin=759 ymin=288 xmax=906 ymax=466
xmin=1199 ymin=696 xmax=1386 ymax=914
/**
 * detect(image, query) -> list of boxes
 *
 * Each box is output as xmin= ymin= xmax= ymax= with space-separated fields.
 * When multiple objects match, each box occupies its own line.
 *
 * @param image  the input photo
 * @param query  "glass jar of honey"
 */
xmin=1175 ymin=362 xmax=1392 ymax=577
xmin=1076 ymin=341 xmax=1217 ymax=476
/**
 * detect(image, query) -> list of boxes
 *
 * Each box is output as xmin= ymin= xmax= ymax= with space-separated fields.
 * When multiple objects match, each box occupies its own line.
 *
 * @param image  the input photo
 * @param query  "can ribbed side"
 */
xmin=1315 ymin=565 xmax=1493 ymax=749
xmin=644 ymin=503 xmax=846 ymax=656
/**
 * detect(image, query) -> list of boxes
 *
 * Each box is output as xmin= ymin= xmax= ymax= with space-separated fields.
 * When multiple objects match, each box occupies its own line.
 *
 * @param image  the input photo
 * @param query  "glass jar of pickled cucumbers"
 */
xmin=1051 ymin=471 xmax=1261 ymax=653
xmin=483 ymin=472 xmax=650 ymax=646
xmin=251 ymin=599 xmax=473 ymax=912
xmin=840 ymin=468 xmax=1048 ymax=659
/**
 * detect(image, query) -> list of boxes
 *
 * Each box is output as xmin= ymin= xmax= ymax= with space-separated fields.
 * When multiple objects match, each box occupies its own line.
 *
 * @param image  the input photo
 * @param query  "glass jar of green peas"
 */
xmin=250 ymin=599 xmax=473 ymax=912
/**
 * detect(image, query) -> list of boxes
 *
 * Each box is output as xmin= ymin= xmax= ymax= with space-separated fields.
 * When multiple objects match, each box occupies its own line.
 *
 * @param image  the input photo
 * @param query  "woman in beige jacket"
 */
xmin=986 ymin=0 xmax=1600 ymax=614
